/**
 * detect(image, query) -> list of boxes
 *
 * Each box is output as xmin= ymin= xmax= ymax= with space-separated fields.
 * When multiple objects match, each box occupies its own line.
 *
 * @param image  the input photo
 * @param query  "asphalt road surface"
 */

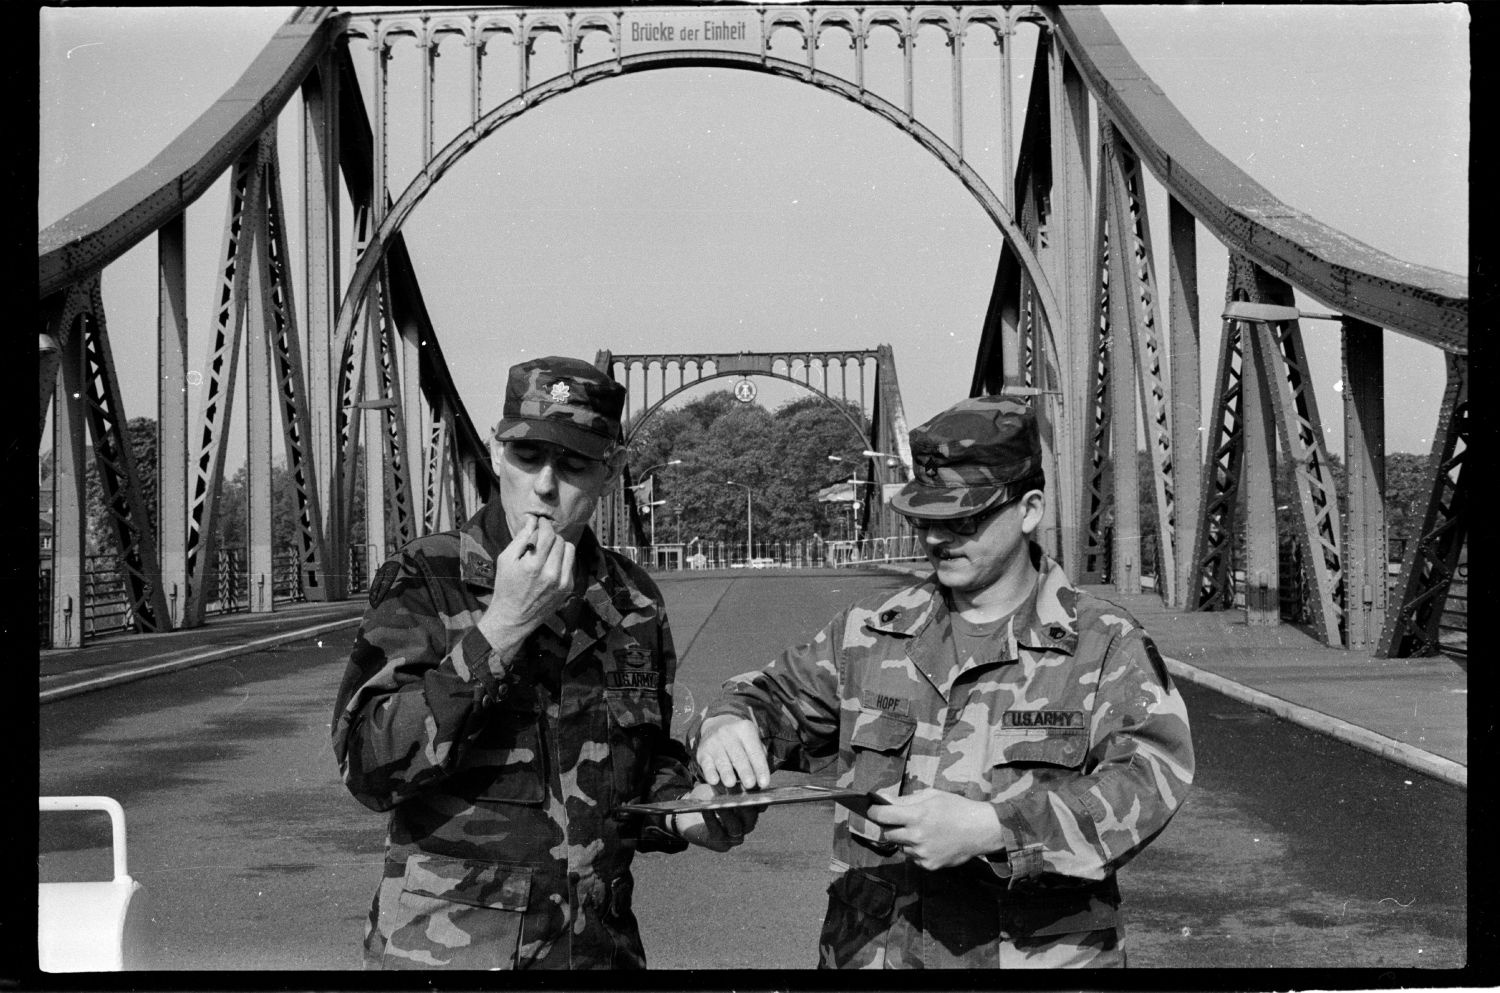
xmin=38 ymin=569 xmax=1466 ymax=972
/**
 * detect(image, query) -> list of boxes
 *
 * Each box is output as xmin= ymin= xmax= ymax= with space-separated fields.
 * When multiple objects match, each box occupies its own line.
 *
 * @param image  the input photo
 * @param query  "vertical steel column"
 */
xmin=1342 ymin=320 xmax=1386 ymax=651
xmin=302 ymin=49 xmax=341 ymax=592
xmin=246 ymin=191 xmax=276 ymax=615
xmin=422 ymin=33 xmax=435 ymax=165
xmin=1079 ymin=150 xmax=1112 ymax=585
xmin=470 ymin=31 xmax=482 ymax=125
xmin=1103 ymin=125 xmax=1175 ymax=603
xmin=951 ymin=27 xmax=964 ymax=159
xmin=52 ymin=325 xmax=88 ymax=649
xmin=1043 ymin=31 xmax=1092 ymax=577
xmin=1240 ymin=310 xmax=1280 ymax=626
xmin=1167 ymin=197 xmax=1201 ymax=609
xmin=361 ymin=317 xmax=389 ymax=567
xmin=404 ymin=335 xmax=427 ymax=534
xmin=158 ymin=214 xmax=189 ymax=628
xmin=1105 ymin=175 xmax=1140 ymax=595
xmin=902 ymin=16 xmax=914 ymax=121
xmin=998 ymin=17 xmax=1013 ymax=209
xmin=854 ymin=26 xmax=866 ymax=94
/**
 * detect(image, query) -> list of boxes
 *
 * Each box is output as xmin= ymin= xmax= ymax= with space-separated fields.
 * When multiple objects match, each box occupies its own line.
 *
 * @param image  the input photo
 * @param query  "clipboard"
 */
xmin=612 ymin=784 xmax=891 ymax=818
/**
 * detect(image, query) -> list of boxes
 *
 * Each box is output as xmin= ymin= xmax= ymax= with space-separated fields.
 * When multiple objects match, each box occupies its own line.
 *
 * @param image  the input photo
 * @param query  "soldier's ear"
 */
xmin=1018 ymin=488 xmax=1047 ymax=536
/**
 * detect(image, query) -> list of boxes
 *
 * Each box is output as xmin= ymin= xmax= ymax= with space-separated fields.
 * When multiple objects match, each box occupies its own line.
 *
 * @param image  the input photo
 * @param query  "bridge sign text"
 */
xmin=619 ymin=10 xmax=761 ymax=56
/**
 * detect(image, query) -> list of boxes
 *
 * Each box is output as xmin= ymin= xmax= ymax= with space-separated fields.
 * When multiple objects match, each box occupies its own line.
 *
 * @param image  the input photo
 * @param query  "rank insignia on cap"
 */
xmin=549 ymin=381 xmax=571 ymax=403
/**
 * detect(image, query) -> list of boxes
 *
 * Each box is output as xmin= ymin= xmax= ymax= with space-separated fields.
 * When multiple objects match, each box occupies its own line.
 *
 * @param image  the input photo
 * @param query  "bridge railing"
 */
xmin=612 ymin=535 xmax=928 ymax=571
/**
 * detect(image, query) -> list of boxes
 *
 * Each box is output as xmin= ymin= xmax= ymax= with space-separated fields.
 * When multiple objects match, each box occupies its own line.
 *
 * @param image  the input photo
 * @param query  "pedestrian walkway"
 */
xmin=39 ymin=600 xmax=365 ymax=704
xmin=1095 ymin=588 xmax=1467 ymax=787
xmin=38 ymin=573 xmax=1467 ymax=788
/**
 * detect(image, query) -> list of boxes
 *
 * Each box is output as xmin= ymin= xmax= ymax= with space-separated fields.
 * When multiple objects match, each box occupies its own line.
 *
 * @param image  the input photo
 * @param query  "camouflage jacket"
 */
xmin=332 ymin=498 xmax=693 ymax=970
xmin=701 ymin=548 xmax=1194 ymax=968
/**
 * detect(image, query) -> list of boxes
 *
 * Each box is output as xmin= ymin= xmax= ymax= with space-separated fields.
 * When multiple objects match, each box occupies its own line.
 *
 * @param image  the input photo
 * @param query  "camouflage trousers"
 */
xmin=363 ymin=851 xmax=645 ymax=970
xmin=816 ymin=862 xmax=1126 ymax=968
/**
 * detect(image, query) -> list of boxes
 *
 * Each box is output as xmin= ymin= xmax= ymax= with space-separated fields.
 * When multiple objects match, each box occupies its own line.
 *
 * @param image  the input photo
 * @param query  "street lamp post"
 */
xmin=724 ymin=480 xmax=753 ymax=564
xmin=642 ymin=500 xmax=667 ymax=547
xmin=828 ymin=456 xmax=882 ymax=541
xmin=628 ymin=459 xmax=682 ymax=551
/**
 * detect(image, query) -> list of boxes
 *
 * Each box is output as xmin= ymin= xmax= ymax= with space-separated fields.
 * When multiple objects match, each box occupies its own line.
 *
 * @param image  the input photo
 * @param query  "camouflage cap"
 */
xmin=890 ymin=395 xmax=1044 ymax=519
xmin=493 ymin=356 xmax=626 ymax=460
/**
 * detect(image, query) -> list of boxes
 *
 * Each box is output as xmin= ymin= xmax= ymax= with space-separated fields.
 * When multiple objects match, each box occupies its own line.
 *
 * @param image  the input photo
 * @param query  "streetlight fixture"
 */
xmin=724 ymin=479 xmax=753 ymax=564
xmin=628 ymin=458 xmax=683 ymax=492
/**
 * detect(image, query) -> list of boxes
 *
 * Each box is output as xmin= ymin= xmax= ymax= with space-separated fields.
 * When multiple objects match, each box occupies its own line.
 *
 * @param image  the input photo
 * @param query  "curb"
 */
xmin=39 ymin=616 xmax=362 ymax=705
xmin=1163 ymin=656 xmax=1466 ymax=790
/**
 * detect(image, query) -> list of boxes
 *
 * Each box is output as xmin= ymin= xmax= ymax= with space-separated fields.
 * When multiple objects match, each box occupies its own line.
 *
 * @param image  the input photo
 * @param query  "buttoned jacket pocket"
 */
xmin=849 ymin=709 xmax=917 ymax=795
xmin=988 ymin=728 xmax=1089 ymax=796
xmin=384 ymin=854 xmax=532 ymax=969
xmin=458 ymin=703 xmax=547 ymax=804
xmin=606 ymin=688 xmax=662 ymax=800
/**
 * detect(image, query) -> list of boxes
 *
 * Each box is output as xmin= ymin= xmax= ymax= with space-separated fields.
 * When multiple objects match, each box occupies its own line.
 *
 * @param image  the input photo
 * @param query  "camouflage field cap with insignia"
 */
xmin=493 ymin=356 xmax=626 ymax=460
xmin=890 ymin=395 xmax=1044 ymax=519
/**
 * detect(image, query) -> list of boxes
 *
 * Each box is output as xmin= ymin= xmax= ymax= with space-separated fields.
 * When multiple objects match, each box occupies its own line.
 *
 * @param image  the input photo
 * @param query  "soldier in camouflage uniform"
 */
xmin=333 ymin=356 xmax=743 ymax=970
xmin=688 ymin=395 xmax=1194 ymax=968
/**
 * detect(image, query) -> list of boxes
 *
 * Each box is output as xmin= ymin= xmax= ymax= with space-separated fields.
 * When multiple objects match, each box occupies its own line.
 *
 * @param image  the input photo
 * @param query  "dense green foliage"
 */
xmin=625 ymin=390 xmax=873 ymax=546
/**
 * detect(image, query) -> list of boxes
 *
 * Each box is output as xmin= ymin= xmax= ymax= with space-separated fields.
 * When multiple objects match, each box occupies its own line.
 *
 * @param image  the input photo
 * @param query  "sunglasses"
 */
xmin=901 ymin=495 xmax=1020 ymax=537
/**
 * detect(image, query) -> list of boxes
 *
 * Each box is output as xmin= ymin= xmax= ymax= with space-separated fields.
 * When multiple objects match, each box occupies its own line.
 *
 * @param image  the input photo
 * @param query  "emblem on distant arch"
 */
xmin=733 ymin=379 xmax=757 ymax=403
xmin=549 ymin=382 xmax=572 ymax=404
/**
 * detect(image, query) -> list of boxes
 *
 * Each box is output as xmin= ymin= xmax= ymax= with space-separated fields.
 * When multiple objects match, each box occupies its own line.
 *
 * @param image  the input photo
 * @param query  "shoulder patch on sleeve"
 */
xmin=369 ymin=559 xmax=402 ymax=607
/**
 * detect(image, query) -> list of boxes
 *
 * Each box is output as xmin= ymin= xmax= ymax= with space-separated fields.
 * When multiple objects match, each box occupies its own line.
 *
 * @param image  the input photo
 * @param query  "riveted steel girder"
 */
xmin=1378 ymin=354 xmax=1468 ymax=658
xmin=1190 ymin=262 xmax=1252 ymax=612
xmin=1102 ymin=123 xmax=1176 ymax=605
xmin=64 ymin=280 xmax=172 ymax=633
xmin=184 ymin=148 xmax=260 ymax=627
xmin=1241 ymin=265 xmax=1346 ymax=646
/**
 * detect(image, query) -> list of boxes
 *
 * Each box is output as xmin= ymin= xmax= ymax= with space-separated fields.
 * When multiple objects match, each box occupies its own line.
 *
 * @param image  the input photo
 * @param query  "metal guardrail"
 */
xmin=50 ymin=546 xmax=370 ymax=643
xmin=612 ymin=535 xmax=927 ymax=571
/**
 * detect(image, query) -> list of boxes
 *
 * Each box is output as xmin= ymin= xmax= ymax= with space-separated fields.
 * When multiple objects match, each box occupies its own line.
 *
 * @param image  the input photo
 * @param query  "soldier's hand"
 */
xmin=479 ymin=515 xmax=576 ymax=650
xmin=672 ymin=783 xmax=761 ymax=852
xmin=695 ymin=714 xmax=771 ymax=790
xmin=864 ymin=788 xmax=1006 ymax=871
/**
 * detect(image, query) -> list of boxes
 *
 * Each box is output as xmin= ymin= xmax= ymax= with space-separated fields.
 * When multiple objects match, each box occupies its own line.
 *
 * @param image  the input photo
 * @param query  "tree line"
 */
xmin=625 ymin=390 xmax=875 ymax=547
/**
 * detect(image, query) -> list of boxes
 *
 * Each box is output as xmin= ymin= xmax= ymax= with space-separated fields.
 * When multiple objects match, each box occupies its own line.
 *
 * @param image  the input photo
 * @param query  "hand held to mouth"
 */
xmin=479 ymin=514 xmax=577 ymax=655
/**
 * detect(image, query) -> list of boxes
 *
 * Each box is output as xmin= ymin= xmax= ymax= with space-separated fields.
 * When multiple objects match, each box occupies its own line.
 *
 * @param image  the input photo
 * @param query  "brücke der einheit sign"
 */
xmin=618 ymin=10 xmax=762 ymax=56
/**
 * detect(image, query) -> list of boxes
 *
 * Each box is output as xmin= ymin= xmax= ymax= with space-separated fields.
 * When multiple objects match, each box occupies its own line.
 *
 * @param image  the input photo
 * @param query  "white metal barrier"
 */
xmin=38 ymin=796 xmax=156 ymax=972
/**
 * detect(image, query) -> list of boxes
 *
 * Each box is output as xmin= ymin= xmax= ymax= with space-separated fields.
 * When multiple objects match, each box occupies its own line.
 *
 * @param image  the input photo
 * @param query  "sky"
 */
xmin=38 ymin=5 xmax=1469 ymax=474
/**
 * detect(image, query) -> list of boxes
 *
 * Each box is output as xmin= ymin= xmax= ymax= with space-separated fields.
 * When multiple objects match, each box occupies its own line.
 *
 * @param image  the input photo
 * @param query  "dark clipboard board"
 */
xmin=612 ymin=785 xmax=891 ymax=818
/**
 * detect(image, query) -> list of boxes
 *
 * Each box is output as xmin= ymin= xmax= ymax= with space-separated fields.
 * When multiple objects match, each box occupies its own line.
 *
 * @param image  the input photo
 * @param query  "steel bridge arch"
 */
xmin=620 ymin=366 xmax=873 ymax=447
xmin=330 ymin=47 xmax=1068 ymax=452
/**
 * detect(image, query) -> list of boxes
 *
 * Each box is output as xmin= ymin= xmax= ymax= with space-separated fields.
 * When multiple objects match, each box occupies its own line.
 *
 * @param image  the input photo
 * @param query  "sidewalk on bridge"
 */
xmin=877 ymin=564 xmax=1467 ymax=788
xmin=39 ymin=600 xmax=365 ymax=704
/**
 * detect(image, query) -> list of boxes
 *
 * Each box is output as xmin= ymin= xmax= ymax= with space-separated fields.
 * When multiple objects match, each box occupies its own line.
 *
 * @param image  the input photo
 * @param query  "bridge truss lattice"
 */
xmin=38 ymin=5 xmax=1466 ymax=657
